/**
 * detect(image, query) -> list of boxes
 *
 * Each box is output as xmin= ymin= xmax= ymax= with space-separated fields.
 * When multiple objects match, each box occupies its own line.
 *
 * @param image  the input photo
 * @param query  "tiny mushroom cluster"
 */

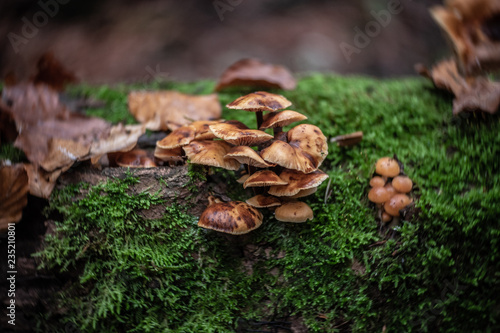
xmin=368 ymin=157 xmax=414 ymax=226
xmin=183 ymin=91 xmax=329 ymax=235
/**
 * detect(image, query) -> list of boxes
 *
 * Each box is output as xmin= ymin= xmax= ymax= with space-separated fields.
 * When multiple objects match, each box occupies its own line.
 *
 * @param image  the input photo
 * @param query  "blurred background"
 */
xmin=0 ymin=0 xmax=447 ymax=84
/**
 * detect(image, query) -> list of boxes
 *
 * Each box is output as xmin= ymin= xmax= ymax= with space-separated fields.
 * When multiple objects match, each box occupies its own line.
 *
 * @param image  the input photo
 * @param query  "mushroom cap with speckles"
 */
xmin=268 ymin=169 xmax=328 ymax=197
xmin=226 ymin=91 xmax=292 ymax=112
xmin=190 ymin=120 xmax=221 ymax=141
xmin=243 ymin=170 xmax=288 ymax=188
xmin=275 ymin=201 xmax=314 ymax=223
xmin=198 ymin=201 xmax=263 ymax=234
xmin=209 ymin=123 xmax=273 ymax=146
xmin=368 ymin=186 xmax=391 ymax=204
xmin=157 ymin=125 xmax=196 ymax=149
xmin=260 ymin=124 xmax=328 ymax=174
xmin=375 ymin=157 xmax=400 ymax=178
xmin=384 ymin=194 xmax=412 ymax=216
xmin=246 ymin=195 xmax=281 ymax=208
xmin=183 ymin=140 xmax=240 ymax=170
xmin=225 ymin=146 xmax=276 ymax=168
xmin=259 ymin=110 xmax=307 ymax=129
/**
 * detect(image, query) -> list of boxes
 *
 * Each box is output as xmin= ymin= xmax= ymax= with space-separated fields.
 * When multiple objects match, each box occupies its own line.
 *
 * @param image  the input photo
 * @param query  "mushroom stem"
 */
xmin=273 ymin=127 xmax=283 ymax=135
xmin=247 ymin=164 xmax=257 ymax=195
xmin=256 ymin=111 xmax=264 ymax=129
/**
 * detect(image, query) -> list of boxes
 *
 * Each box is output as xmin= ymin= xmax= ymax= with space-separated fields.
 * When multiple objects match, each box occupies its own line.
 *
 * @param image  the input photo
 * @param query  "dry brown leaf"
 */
xmin=330 ymin=131 xmax=363 ymax=147
xmin=0 ymin=164 xmax=29 ymax=232
xmin=417 ymin=59 xmax=500 ymax=114
xmin=128 ymin=91 xmax=221 ymax=131
xmin=24 ymin=164 xmax=62 ymax=199
xmin=431 ymin=0 xmax=500 ymax=74
xmin=215 ymin=58 xmax=297 ymax=91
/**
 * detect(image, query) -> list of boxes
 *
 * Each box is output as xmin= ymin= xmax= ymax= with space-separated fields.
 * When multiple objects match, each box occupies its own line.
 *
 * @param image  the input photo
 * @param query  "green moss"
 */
xmin=38 ymin=75 xmax=500 ymax=332
xmin=0 ymin=143 xmax=26 ymax=163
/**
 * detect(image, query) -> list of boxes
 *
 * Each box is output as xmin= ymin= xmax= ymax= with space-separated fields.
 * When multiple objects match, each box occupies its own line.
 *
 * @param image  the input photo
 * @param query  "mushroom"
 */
xmin=198 ymin=197 xmax=263 ymax=234
xmin=156 ymin=125 xmax=196 ymax=149
xmin=369 ymin=176 xmax=386 ymax=188
xmin=260 ymin=124 xmax=328 ymax=174
xmin=375 ymin=157 xmax=400 ymax=178
xmin=368 ymin=186 xmax=391 ymax=204
xmin=191 ymin=120 xmax=222 ymax=140
xmin=209 ymin=123 xmax=273 ymax=146
xmin=237 ymin=173 xmax=250 ymax=184
xmin=243 ymin=170 xmax=288 ymax=189
xmin=274 ymin=201 xmax=314 ymax=223
xmin=392 ymin=176 xmax=413 ymax=193
xmin=116 ymin=149 xmax=157 ymax=168
xmin=224 ymin=146 xmax=276 ymax=168
xmin=183 ymin=140 xmax=240 ymax=171
xmin=226 ymin=91 xmax=292 ymax=128
xmin=259 ymin=110 xmax=307 ymax=135
xmin=384 ymin=194 xmax=413 ymax=217
xmin=246 ymin=194 xmax=281 ymax=208
xmin=289 ymin=187 xmax=318 ymax=199
xmin=268 ymin=169 xmax=329 ymax=197
xmin=154 ymin=146 xmax=184 ymax=164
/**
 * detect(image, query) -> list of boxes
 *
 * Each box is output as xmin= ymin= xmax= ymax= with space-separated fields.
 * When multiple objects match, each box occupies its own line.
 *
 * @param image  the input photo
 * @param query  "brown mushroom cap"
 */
xmin=191 ymin=120 xmax=221 ymax=140
xmin=226 ymin=91 xmax=292 ymax=112
xmin=154 ymin=146 xmax=184 ymax=162
xmin=384 ymin=183 xmax=398 ymax=197
xmin=224 ymin=146 xmax=276 ymax=168
xmin=246 ymin=194 xmax=281 ymax=208
xmin=198 ymin=200 xmax=263 ymax=234
xmin=392 ymin=176 xmax=413 ymax=193
xmin=369 ymin=176 xmax=386 ymax=188
xmin=261 ymin=124 xmax=328 ymax=174
xmin=243 ymin=170 xmax=288 ymax=189
xmin=268 ymin=169 xmax=328 ymax=197
xmin=237 ymin=174 xmax=250 ymax=184
xmin=381 ymin=211 xmax=393 ymax=223
xmin=384 ymin=194 xmax=412 ymax=217
xmin=375 ymin=157 xmax=400 ymax=177
xmin=289 ymin=187 xmax=318 ymax=199
xmin=209 ymin=123 xmax=273 ymax=146
xmin=275 ymin=201 xmax=314 ymax=223
xmin=368 ymin=187 xmax=391 ymax=204
xmin=259 ymin=110 xmax=307 ymax=130
xmin=116 ymin=149 xmax=157 ymax=168
xmin=183 ymin=140 xmax=240 ymax=170
xmin=157 ymin=125 xmax=196 ymax=149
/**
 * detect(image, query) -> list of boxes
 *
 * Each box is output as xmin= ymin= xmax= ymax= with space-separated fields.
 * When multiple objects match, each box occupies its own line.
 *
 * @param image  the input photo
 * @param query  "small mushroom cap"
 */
xmin=226 ymin=91 xmax=292 ymax=112
xmin=369 ymin=176 xmax=386 ymax=188
xmin=198 ymin=200 xmax=263 ymax=234
xmin=246 ymin=194 xmax=281 ymax=208
xmin=384 ymin=183 xmax=398 ymax=197
xmin=191 ymin=120 xmax=221 ymax=140
xmin=384 ymin=194 xmax=412 ymax=217
xmin=183 ymin=140 xmax=240 ymax=171
xmin=368 ymin=187 xmax=391 ymax=204
xmin=116 ymin=149 xmax=157 ymax=168
xmin=157 ymin=125 xmax=196 ymax=149
xmin=375 ymin=157 xmax=400 ymax=177
xmin=268 ymin=169 xmax=328 ymax=197
xmin=381 ymin=211 xmax=393 ymax=223
xmin=154 ymin=146 xmax=184 ymax=162
xmin=243 ymin=170 xmax=288 ymax=188
xmin=209 ymin=123 xmax=273 ymax=146
xmin=289 ymin=187 xmax=318 ymax=199
xmin=275 ymin=201 xmax=314 ymax=223
xmin=224 ymin=146 xmax=276 ymax=168
xmin=392 ymin=176 xmax=413 ymax=193
xmin=261 ymin=124 xmax=328 ymax=174
xmin=259 ymin=110 xmax=307 ymax=129
xmin=237 ymin=174 xmax=250 ymax=184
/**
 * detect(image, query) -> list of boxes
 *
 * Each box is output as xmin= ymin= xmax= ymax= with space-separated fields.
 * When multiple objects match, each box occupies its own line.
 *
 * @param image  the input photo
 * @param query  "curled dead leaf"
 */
xmin=24 ymin=164 xmax=62 ymax=199
xmin=215 ymin=58 xmax=297 ymax=91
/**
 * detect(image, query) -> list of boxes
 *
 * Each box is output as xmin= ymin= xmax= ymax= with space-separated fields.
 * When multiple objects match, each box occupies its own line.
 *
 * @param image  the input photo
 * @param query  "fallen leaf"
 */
xmin=128 ymin=91 xmax=221 ymax=131
xmin=330 ymin=131 xmax=363 ymax=147
xmin=430 ymin=0 xmax=500 ymax=74
xmin=417 ymin=59 xmax=500 ymax=114
xmin=215 ymin=58 xmax=297 ymax=91
xmin=0 ymin=163 xmax=29 ymax=231
xmin=24 ymin=164 xmax=62 ymax=199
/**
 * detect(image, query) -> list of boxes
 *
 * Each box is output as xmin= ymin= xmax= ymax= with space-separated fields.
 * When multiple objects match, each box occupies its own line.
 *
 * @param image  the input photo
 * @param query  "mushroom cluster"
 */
xmin=184 ymin=91 xmax=329 ymax=234
xmin=368 ymin=157 xmax=414 ymax=226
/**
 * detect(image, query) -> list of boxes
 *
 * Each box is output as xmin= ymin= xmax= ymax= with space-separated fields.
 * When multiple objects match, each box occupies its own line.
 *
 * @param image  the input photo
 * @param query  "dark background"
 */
xmin=1 ymin=0 xmax=447 ymax=83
